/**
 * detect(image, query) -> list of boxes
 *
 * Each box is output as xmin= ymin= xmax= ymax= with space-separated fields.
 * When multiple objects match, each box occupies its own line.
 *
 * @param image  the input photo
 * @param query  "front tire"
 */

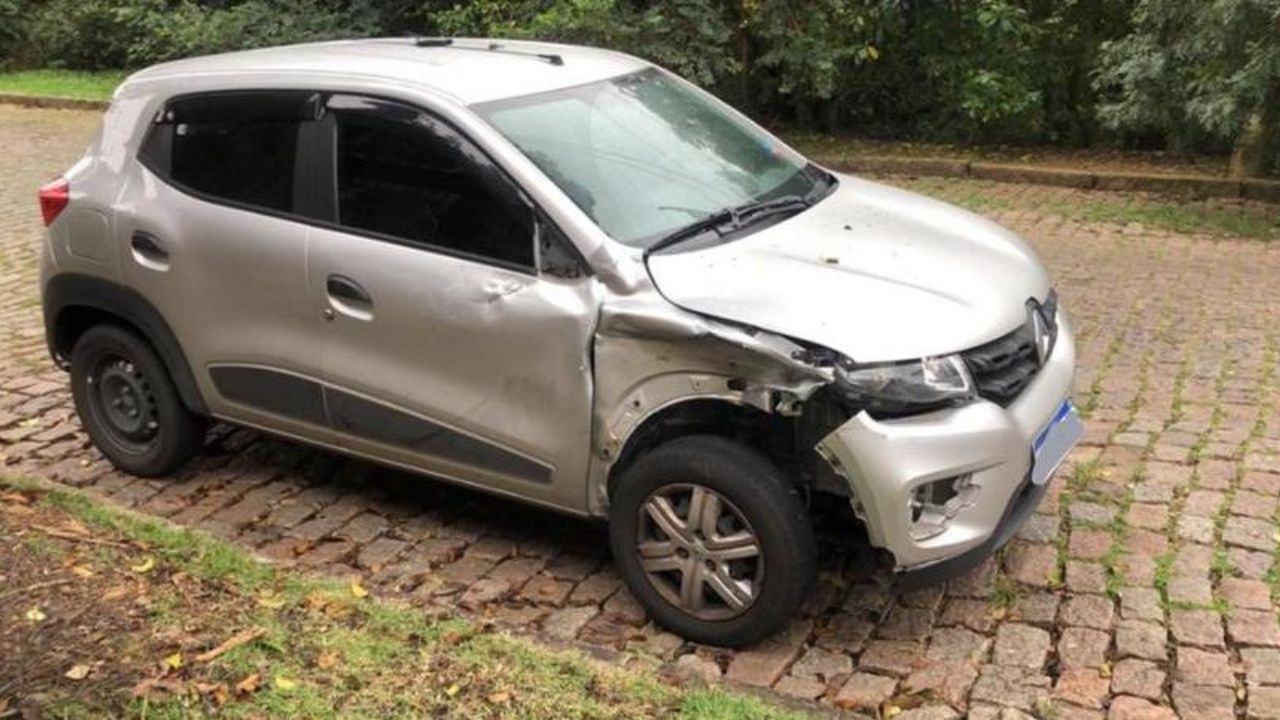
xmin=70 ymin=324 xmax=206 ymax=477
xmin=608 ymin=435 xmax=816 ymax=648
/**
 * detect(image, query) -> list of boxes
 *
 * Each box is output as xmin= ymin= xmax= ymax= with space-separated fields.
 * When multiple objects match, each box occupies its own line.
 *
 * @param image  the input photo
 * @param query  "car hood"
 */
xmin=645 ymin=174 xmax=1051 ymax=364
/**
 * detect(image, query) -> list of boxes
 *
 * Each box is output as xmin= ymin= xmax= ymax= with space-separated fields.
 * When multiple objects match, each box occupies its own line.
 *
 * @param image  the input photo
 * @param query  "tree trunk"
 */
xmin=1229 ymin=112 xmax=1267 ymax=180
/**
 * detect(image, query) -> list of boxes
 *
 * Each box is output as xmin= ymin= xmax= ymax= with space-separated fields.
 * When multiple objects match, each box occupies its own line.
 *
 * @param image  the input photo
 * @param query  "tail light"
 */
xmin=38 ymin=179 xmax=70 ymax=226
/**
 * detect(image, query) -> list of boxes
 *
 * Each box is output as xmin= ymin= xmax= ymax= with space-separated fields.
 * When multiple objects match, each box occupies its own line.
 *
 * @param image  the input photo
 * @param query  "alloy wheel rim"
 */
xmin=635 ymin=483 xmax=763 ymax=621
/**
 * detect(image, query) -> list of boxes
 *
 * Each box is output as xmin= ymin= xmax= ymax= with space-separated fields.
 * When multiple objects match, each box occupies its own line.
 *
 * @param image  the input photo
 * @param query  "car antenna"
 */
xmin=411 ymin=36 xmax=563 ymax=66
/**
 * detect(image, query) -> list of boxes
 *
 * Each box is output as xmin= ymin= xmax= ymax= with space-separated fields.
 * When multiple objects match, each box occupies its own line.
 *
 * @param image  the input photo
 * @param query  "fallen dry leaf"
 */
xmin=274 ymin=676 xmax=298 ymax=691
xmin=256 ymin=591 xmax=287 ymax=609
xmin=25 ymin=606 xmax=46 ymax=623
xmin=130 ymin=556 xmax=156 ymax=574
xmin=0 ymin=492 xmax=31 ymax=505
xmin=72 ymin=565 xmax=94 ymax=578
xmin=487 ymin=691 xmax=511 ymax=704
xmin=316 ymin=650 xmax=339 ymax=670
xmin=163 ymin=652 xmax=184 ymax=671
xmin=64 ymin=664 xmax=91 ymax=680
xmin=350 ymin=581 xmax=368 ymax=599
xmin=234 ymin=673 xmax=261 ymax=695
xmin=131 ymin=677 xmax=186 ymax=698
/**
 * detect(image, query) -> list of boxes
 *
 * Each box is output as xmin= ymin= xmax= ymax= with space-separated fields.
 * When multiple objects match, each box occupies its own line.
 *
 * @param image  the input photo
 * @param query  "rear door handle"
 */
xmin=130 ymin=231 xmax=169 ymax=270
xmin=326 ymin=274 xmax=373 ymax=320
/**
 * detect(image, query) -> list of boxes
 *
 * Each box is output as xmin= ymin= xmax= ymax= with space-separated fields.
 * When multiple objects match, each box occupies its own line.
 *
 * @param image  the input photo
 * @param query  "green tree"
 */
xmin=1095 ymin=0 xmax=1280 ymax=176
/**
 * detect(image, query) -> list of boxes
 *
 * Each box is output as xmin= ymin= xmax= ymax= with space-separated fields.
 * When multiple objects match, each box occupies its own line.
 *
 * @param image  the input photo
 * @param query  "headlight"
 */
xmin=833 ymin=354 xmax=975 ymax=417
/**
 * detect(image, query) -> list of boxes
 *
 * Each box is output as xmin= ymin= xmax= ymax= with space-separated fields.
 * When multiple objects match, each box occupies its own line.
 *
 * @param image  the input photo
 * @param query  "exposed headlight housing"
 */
xmin=833 ymin=354 xmax=975 ymax=418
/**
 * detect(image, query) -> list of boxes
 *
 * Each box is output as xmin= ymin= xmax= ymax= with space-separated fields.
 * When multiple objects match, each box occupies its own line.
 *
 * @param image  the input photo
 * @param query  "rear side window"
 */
xmin=330 ymin=95 xmax=536 ymax=269
xmin=140 ymin=91 xmax=315 ymax=214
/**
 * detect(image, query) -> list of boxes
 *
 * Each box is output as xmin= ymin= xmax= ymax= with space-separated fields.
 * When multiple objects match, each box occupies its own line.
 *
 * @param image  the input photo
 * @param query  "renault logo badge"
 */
xmin=1029 ymin=302 xmax=1052 ymax=366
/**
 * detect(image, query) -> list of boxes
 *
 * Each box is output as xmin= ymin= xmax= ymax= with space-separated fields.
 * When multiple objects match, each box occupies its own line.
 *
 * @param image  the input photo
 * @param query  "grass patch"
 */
xmin=0 ymin=474 xmax=814 ymax=720
xmin=0 ymin=69 xmax=124 ymax=101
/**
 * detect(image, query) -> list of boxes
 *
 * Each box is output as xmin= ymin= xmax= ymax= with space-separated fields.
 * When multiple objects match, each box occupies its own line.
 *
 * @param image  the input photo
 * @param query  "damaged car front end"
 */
xmin=476 ymin=55 xmax=1081 ymax=645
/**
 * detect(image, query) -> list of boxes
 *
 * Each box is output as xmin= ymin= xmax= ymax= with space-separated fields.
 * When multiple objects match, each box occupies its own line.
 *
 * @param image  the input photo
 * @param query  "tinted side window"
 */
xmin=332 ymin=96 xmax=535 ymax=268
xmin=141 ymin=92 xmax=312 ymax=213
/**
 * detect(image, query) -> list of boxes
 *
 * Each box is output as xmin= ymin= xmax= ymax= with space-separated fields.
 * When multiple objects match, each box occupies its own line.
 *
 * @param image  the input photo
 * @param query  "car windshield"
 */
xmin=475 ymin=68 xmax=819 ymax=248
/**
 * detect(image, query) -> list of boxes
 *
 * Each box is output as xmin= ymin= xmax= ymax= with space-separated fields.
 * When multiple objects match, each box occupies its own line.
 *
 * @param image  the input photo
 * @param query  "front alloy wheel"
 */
xmin=637 ymin=484 xmax=763 ymax=621
xmin=609 ymin=435 xmax=816 ymax=648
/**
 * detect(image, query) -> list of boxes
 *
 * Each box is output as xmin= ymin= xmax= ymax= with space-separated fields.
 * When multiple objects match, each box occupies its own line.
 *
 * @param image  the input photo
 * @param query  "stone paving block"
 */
xmin=1174 ymin=647 xmax=1234 ymax=687
xmin=904 ymin=659 xmax=978 ymax=709
xmin=1065 ymin=561 xmax=1109 ymax=594
xmin=1058 ymin=627 xmax=1112 ymax=670
xmin=993 ymin=623 xmax=1050 ymax=669
xmin=1225 ymin=516 xmax=1278 ymax=552
xmin=1221 ymin=578 xmax=1273 ymax=611
xmin=1171 ymin=683 xmax=1237 ymax=720
xmin=772 ymin=675 xmax=826 ymax=701
xmin=724 ymin=621 xmax=809 ymax=687
xmin=1111 ymin=659 xmax=1165 ymax=701
xmin=1108 ymin=696 xmax=1177 ymax=720
xmin=1011 ymin=592 xmax=1061 ymax=626
xmin=1003 ymin=542 xmax=1058 ymax=588
xmin=1119 ymin=587 xmax=1163 ymax=623
xmin=1248 ymin=686 xmax=1280 ymax=720
xmin=1116 ymin=620 xmax=1169 ymax=661
xmin=1229 ymin=610 xmax=1280 ymax=647
xmin=1171 ymin=609 xmax=1226 ymax=650
xmin=1062 ymin=594 xmax=1115 ymax=630
xmin=969 ymin=665 xmax=1051 ymax=712
xmin=1230 ymin=547 xmax=1275 ymax=579
xmin=924 ymin=626 xmax=989 ymax=664
xmin=858 ymin=639 xmax=924 ymax=677
xmin=833 ymin=672 xmax=898 ymax=711
xmin=938 ymin=598 xmax=998 ymax=633
xmin=790 ymin=646 xmax=852 ymax=683
xmin=1243 ymin=648 xmax=1280 ymax=686
xmin=1055 ymin=668 xmax=1111 ymax=709
xmin=1166 ymin=576 xmax=1214 ymax=605
xmin=542 ymin=606 xmax=597 ymax=640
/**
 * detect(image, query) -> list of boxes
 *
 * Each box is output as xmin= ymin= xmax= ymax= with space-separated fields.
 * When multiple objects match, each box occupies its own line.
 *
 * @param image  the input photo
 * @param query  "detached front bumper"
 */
xmin=818 ymin=314 xmax=1080 ymax=582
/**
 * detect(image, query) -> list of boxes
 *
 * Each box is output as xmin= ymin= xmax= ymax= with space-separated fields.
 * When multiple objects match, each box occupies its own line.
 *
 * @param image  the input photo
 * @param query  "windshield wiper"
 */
xmin=646 ymin=195 xmax=810 ymax=255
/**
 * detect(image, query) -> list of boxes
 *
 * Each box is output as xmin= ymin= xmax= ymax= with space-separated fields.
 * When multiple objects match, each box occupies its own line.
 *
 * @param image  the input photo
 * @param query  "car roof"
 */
xmin=123 ymin=37 xmax=650 ymax=105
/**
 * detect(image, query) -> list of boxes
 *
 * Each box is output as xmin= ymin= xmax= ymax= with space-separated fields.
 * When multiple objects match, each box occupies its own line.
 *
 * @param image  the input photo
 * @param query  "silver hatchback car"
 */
xmin=39 ymin=37 xmax=1081 ymax=647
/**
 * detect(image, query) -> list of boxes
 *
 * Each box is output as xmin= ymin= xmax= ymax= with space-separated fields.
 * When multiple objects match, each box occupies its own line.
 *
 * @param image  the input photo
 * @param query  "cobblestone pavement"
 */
xmin=4 ymin=104 xmax=1280 ymax=719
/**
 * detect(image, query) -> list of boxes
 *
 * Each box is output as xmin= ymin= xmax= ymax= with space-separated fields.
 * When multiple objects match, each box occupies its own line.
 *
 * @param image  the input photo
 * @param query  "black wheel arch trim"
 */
xmin=44 ymin=272 xmax=208 ymax=416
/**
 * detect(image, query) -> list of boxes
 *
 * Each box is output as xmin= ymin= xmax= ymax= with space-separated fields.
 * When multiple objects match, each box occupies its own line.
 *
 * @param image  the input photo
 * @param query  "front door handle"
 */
xmin=130 ymin=231 xmax=169 ymax=270
xmin=326 ymin=274 xmax=373 ymax=321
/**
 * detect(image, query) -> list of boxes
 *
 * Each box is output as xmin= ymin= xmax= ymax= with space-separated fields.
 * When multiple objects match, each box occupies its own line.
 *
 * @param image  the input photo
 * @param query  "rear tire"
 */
xmin=608 ymin=435 xmax=816 ymax=648
xmin=70 ymin=324 xmax=205 ymax=477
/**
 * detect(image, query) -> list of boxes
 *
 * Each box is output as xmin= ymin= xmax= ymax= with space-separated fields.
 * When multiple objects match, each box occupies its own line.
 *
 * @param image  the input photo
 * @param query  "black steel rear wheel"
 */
xmin=70 ymin=325 xmax=205 ymax=477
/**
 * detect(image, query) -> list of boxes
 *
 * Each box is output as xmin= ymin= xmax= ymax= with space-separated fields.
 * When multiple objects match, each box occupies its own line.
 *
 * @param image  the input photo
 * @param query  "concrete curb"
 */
xmin=822 ymin=155 xmax=1280 ymax=205
xmin=1 ymin=93 xmax=1277 ymax=205
xmin=0 ymin=93 xmax=109 ymax=111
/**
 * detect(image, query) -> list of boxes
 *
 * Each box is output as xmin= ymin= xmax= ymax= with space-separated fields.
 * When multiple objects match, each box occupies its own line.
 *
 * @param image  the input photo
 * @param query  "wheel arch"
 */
xmin=44 ymin=273 xmax=208 ymax=415
xmin=605 ymin=396 xmax=775 ymax=498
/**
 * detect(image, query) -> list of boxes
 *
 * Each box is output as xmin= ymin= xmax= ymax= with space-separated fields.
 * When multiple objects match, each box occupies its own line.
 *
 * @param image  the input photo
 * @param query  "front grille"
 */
xmin=963 ymin=328 xmax=1039 ymax=406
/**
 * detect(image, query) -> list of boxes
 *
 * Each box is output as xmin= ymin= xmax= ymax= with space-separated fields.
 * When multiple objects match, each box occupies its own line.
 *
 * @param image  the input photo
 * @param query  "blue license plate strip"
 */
xmin=1031 ymin=399 xmax=1083 ymax=486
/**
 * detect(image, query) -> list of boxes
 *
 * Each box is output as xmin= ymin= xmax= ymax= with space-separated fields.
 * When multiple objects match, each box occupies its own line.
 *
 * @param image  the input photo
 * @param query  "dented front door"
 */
xmin=307 ymin=93 xmax=599 ymax=513
xmin=309 ymin=223 xmax=598 ymax=513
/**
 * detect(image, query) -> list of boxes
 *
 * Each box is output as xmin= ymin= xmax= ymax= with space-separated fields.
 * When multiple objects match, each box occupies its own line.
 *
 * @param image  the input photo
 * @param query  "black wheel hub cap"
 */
xmin=93 ymin=357 xmax=159 ymax=444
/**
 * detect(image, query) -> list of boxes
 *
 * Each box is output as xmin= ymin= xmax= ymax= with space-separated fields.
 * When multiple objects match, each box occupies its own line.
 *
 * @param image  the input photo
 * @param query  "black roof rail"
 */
xmin=411 ymin=37 xmax=563 ymax=66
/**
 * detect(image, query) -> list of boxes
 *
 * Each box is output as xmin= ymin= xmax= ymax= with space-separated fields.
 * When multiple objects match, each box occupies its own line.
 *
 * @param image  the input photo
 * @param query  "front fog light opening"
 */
xmin=908 ymin=474 xmax=978 ymax=541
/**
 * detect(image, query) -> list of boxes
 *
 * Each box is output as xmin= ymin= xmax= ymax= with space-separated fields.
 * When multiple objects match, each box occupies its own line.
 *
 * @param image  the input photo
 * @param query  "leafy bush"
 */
xmin=15 ymin=0 xmax=380 ymax=70
xmin=0 ymin=0 xmax=1276 ymax=175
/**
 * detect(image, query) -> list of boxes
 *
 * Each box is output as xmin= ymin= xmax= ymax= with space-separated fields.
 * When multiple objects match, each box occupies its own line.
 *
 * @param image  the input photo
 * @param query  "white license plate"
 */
xmin=1031 ymin=399 xmax=1083 ymax=486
